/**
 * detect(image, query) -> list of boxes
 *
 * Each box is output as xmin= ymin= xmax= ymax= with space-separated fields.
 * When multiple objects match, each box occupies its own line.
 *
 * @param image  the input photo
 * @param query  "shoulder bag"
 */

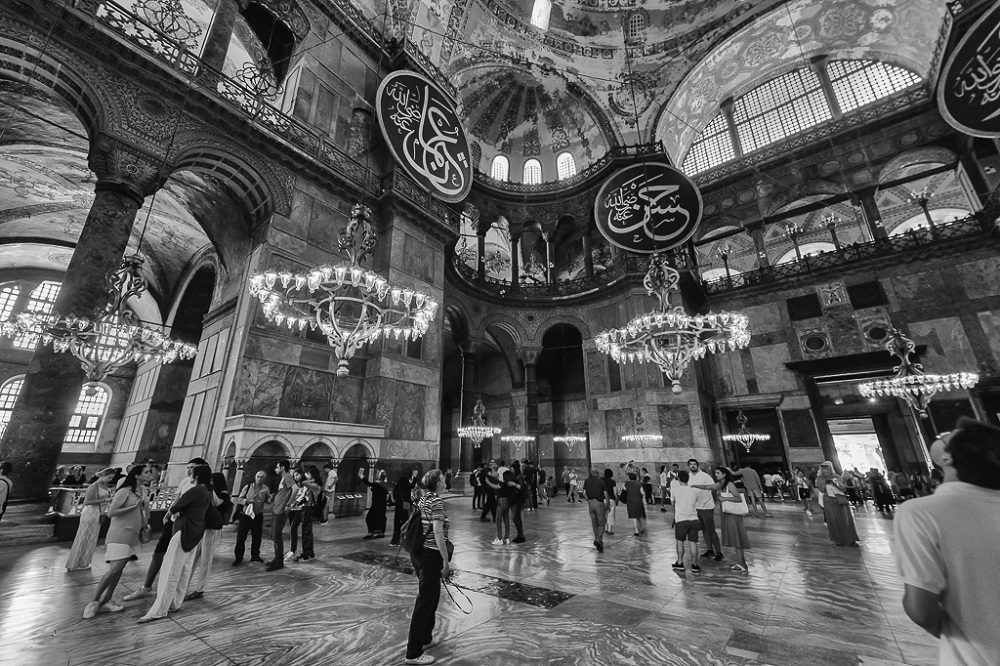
xmin=721 ymin=491 xmax=750 ymax=516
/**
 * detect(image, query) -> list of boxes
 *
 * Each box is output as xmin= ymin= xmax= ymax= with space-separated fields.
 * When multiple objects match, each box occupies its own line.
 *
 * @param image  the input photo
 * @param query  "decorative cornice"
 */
xmin=224 ymin=414 xmax=386 ymax=438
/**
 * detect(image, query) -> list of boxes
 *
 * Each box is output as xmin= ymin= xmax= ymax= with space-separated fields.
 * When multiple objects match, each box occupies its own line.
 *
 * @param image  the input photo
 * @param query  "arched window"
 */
xmin=626 ymin=12 xmax=646 ymax=41
xmin=776 ymin=242 xmax=837 ymax=265
xmin=0 ymin=376 xmax=22 ymax=438
xmin=734 ymin=67 xmax=833 ymax=154
xmin=14 ymin=280 xmax=61 ymax=350
xmin=0 ymin=284 xmax=20 ymax=321
xmin=556 ymin=152 xmax=577 ymax=180
xmin=682 ymin=113 xmax=736 ymax=175
xmin=828 ymin=60 xmax=922 ymax=113
xmin=531 ymin=0 xmax=551 ymax=30
xmin=491 ymin=155 xmax=509 ymax=181
xmin=523 ymin=159 xmax=542 ymax=185
xmin=64 ymin=384 xmax=111 ymax=446
xmin=890 ymin=208 xmax=970 ymax=236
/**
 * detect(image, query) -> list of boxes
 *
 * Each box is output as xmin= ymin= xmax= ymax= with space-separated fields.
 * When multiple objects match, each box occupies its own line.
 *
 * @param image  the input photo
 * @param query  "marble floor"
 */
xmin=0 ymin=496 xmax=937 ymax=666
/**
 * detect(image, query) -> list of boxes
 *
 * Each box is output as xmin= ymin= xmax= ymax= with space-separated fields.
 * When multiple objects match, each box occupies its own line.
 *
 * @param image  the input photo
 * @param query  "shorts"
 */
xmin=746 ymin=488 xmax=763 ymax=500
xmin=798 ymin=488 xmax=811 ymax=500
xmin=674 ymin=520 xmax=701 ymax=542
xmin=105 ymin=542 xmax=136 ymax=562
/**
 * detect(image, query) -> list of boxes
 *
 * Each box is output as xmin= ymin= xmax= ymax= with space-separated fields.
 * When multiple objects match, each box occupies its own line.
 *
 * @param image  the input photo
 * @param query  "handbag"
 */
xmin=835 ymin=493 xmax=851 ymax=506
xmin=721 ymin=492 xmax=750 ymax=516
xmin=617 ymin=488 xmax=627 ymax=504
xmin=205 ymin=502 xmax=224 ymax=530
xmin=139 ymin=524 xmax=153 ymax=544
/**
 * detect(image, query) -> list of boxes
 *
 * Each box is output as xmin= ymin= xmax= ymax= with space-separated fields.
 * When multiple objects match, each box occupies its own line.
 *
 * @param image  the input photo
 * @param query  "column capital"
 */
xmin=88 ymin=133 xmax=170 ymax=203
xmin=517 ymin=346 xmax=543 ymax=366
xmin=459 ymin=339 xmax=482 ymax=356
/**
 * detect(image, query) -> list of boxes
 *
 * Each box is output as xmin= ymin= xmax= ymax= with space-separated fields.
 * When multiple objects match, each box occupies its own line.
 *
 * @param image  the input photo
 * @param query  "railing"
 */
xmin=75 ymin=0 xmax=381 ymax=196
xmin=703 ymin=213 xmax=988 ymax=293
xmin=473 ymin=142 xmax=666 ymax=194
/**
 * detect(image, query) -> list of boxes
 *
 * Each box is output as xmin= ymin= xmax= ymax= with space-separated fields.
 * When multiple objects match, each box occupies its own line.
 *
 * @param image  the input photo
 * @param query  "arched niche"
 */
xmin=339 ymin=441 xmax=373 ymax=493
xmin=244 ymin=439 xmax=291 ymax=492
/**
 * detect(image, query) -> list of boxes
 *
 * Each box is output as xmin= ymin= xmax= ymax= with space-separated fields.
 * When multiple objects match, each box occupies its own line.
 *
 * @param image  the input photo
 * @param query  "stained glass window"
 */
xmin=556 ymin=152 xmax=577 ymax=180
xmin=14 ymin=280 xmax=61 ymax=350
xmin=491 ymin=155 xmax=509 ymax=181
xmin=682 ymin=113 xmax=736 ymax=175
xmin=64 ymin=385 xmax=110 ymax=446
xmin=828 ymin=60 xmax=921 ymax=113
xmin=523 ymin=159 xmax=542 ymax=185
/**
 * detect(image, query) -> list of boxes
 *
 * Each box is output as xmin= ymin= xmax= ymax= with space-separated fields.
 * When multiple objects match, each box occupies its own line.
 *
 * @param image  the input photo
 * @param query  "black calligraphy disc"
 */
xmin=376 ymin=70 xmax=473 ymax=203
xmin=938 ymin=2 xmax=1000 ymax=138
xmin=593 ymin=162 xmax=703 ymax=254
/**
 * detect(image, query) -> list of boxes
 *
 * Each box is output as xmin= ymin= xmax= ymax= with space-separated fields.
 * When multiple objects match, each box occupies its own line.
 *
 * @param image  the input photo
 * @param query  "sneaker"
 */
xmin=423 ymin=639 xmax=439 ymax=649
xmin=714 ymin=554 xmax=725 ymax=562
xmin=512 ymin=536 xmax=525 ymax=544
xmin=491 ymin=538 xmax=503 ymax=545
xmin=265 ymin=562 xmax=283 ymax=572
xmin=389 ymin=542 xmax=401 ymax=547
xmin=671 ymin=562 xmax=684 ymax=570
xmin=504 ymin=538 xmax=511 ymax=545
xmin=595 ymin=541 xmax=604 ymax=553
xmin=700 ymin=551 xmax=715 ymax=559
xmin=404 ymin=655 xmax=435 ymax=665
xmin=660 ymin=508 xmax=667 ymax=512
xmin=123 ymin=587 xmax=150 ymax=602
xmin=82 ymin=601 xmax=99 ymax=619
xmin=691 ymin=564 xmax=702 ymax=573
xmin=104 ymin=600 xmax=125 ymax=612
xmin=806 ymin=510 xmax=814 ymax=517
xmin=731 ymin=563 xmax=749 ymax=572
xmin=285 ymin=551 xmax=295 ymax=559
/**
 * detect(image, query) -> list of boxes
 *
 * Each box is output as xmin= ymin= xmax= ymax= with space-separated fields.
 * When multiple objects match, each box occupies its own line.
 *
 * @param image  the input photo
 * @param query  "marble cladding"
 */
xmin=749 ymin=343 xmax=797 ymax=394
xmin=0 ymin=491 xmax=937 ymax=666
xmin=907 ymin=316 xmax=979 ymax=374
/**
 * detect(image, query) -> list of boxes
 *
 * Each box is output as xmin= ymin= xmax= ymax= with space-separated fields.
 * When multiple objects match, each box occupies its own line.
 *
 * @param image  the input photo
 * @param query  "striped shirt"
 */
xmin=419 ymin=492 xmax=448 ymax=551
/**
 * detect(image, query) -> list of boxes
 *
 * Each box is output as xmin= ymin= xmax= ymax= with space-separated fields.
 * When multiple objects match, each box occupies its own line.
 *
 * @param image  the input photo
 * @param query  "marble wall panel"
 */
xmin=280 ymin=367 xmax=335 ymax=421
xmin=713 ymin=350 xmax=747 ymax=397
xmin=390 ymin=380 xmax=426 ymax=440
xmin=749 ymin=344 xmax=797 ymax=394
xmin=306 ymin=200 xmax=340 ymax=252
xmin=232 ymin=358 xmax=288 ymax=416
xmin=826 ymin=309 xmax=865 ymax=355
xmin=272 ymin=188 xmax=311 ymax=240
xmin=816 ymin=281 xmax=849 ymax=310
xmin=400 ymin=232 xmax=435 ymax=284
xmin=330 ymin=375 xmax=364 ymax=423
xmin=956 ymin=256 xmax=1000 ymax=300
xmin=361 ymin=376 xmax=381 ymax=425
xmin=587 ymin=351 xmax=608 ymax=395
xmin=657 ymin=405 xmax=692 ymax=446
xmin=976 ymin=310 xmax=1000 ymax=365
xmin=743 ymin=301 xmax=785 ymax=335
xmin=605 ymin=407 xmax=633 ymax=450
xmin=908 ymin=317 xmax=979 ymax=373
xmin=885 ymin=270 xmax=949 ymax=309
xmin=243 ymin=334 xmax=301 ymax=365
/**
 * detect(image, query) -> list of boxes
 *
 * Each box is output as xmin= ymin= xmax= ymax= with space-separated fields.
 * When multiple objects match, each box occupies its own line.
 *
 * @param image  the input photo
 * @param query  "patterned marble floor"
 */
xmin=0 ymin=496 xmax=938 ymax=666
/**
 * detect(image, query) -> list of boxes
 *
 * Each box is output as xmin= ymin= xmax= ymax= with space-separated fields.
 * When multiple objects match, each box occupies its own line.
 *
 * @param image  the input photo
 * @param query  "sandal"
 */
xmin=184 ymin=591 xmax=204 ymax=601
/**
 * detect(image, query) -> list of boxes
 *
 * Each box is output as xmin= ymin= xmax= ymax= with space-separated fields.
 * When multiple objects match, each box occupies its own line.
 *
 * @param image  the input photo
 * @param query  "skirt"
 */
xmin=720 ymin=511 xmax=751 ymax=549
xmin=105 ymin=542 xmax=136 ymax=562
xmin=824 ymin=498 xmax=860 ymax=546
xmin=66 ymin=505 xmax=102 ymax=570
xmin=626 ymin=501 xmax=646 ymax=520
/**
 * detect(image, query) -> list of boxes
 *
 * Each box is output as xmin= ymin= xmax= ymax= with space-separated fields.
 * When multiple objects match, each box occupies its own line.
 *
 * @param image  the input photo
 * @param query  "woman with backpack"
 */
xmin=403 ymin=469 xmax=450 ymax=665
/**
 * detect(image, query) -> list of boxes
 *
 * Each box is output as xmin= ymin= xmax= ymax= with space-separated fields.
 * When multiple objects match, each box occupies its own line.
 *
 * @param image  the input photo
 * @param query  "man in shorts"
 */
xmin=670 ymin=470 xmax=701 ymax=574
xmin=734 ymin=462 xmax=772 ymax=517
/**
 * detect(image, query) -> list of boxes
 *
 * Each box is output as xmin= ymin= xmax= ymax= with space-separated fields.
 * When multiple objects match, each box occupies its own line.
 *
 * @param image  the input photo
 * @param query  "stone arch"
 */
xmin=246 ymin=434 xmax=293 ymax=458
xmin=765 ymin=181 xmax=846 ymax=218
xmin=165 ymin=249 xmax=221 ymax=329
xmin=339 ymin=439 xmax=375 ymax=492
xmin=878 ymin=147 xmax=958 ymax=184
xmin=536 ymin=314 xmax=591 ymax=342
xmin=475 ymin=312 xmax=527 ymax=347
xmin=444 ymin=299 xmax=472 ymax=341
xmin=300 ymin=439 xmax=334 ymax=461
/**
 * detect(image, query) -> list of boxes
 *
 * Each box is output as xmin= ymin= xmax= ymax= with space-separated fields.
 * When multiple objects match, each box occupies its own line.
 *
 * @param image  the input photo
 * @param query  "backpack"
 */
xmin=400 ymin=503 xmax=425 ymax=554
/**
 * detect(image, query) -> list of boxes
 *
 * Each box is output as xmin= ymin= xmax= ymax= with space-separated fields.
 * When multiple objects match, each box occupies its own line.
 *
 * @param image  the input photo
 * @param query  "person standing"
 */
xmin=733 ymin=463 xmax=772 ymax=517
xmin=321 ymin=463 xmax=338 ymax=523
xmin=816 ymin=462 xmax=859 ymax=547
xmin=391 ymin=468 xmax=420 ymax=547
xmin=185 ymin=472 xmax=232 ymax=600
xmin=669 ymin=471 xmax=700 ymax=575
xmin=0 ymin=461 xmax=11 ymax=526
xmin=138 ymin=465 xmax=211 ymax=623
xmin=894 ymin=419 xmax=1000 ymax=665
xmin=233 ymin=471 xmax=269 ymax=565
xmin=403 ymin=470 xmax=450 ymax=665
xmin=479 ymin=460 xmax=498 ymax=522
xmin=360 ymin=469 xmax=390 ymax=539
xmin=583 ymin=467 xmax=609 ymax=552
xmin=567 ymin=468 xmax=580 ymax=503
xmin=561 ymin=466 xmax=570 ymax=498
xmin=641 ymin=468 xmax=654 ymax=505
xmin=491 ymin=462 xmax=514 ymax=545
xmin=265 ymin=459 xmax=296 ymax=572
xmin=84 ymin=464 xmax=152 ymax=619
xmin=65 ymin=468 xmax=115 ymax=571
xmin=537 ymin=466 xmax=549 ymax=505
xmin=293 ymin=467 xmax=322 ymax=561
xmin=685 ymin=458 xmax=723 ymax=562
xmin=124 ymin=458 xmax=207 ymax=600
xmin=695 ymin=467 xmax=752 ymax=572
xmin=510 ymin=460 xmax=527 ymax=543
xmin=624 ymin=472 xmax=646 ymax=536
xmin=470 ymin=464 xmax=482 ymax=510
xmin=525 ymin=460 xmax=538 ymax=511
xmin=659 ymin=466 xmax=669 ymax=511
xmin=602 ymin=469 xmax=618 ymax=535
xmin=793 ymin=467 xmax=814 ymax=517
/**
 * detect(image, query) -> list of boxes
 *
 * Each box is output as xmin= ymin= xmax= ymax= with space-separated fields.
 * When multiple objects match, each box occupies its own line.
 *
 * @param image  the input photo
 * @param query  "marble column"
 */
xmin=477 ymin=233 xmax=486 ymax=282
xmin=198 ymin=0 xmax=244 ymax=76
xmin=510 ymin=234 xmax=520 ymax=288
xmin=0 ymin=137 xmax=166 ymax=499
xmin=460 ymin=340 xmax=480 ymax=472
xmin=582 ymin=232 xmax=594 ymax=277
xmin=545 ymin=235 xmax=556 ymax=283
xmin=746 ymin=222 xmax=769 ymax=268
xmin=855 ymin=187 xmax=888 ymax=241
xmin=518 ymin=347 xmax=542 ymax=461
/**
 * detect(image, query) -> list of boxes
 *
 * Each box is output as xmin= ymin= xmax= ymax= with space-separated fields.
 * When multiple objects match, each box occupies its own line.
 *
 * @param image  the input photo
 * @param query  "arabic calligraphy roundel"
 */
xmin=376 ymin=70 xmax=473 ymax=203
xmin=937 ymin=2 xmax=1000 ymax=138
xmin=593 ymin=162 xmax=703 ymax=254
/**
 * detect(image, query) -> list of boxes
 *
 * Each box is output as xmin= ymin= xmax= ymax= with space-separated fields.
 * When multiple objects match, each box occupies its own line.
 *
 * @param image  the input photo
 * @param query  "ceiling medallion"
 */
xmin=0 ymin=254 xmax=198 ymax=383
xmin=247 ymin=205 xmax=438 ymax=377
xmin=858 ymin=328 xmax=978 ymax=418
xmin=722 ymin=410 xmax=770 ymax=452
xmin=458 ymin=399 xmax=501 ymax=448
xmin=596 ymin=254 xmax=751 ymax=393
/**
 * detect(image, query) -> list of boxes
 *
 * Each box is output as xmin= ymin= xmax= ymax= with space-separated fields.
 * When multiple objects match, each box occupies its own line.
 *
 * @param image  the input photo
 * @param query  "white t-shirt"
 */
xmin=895 ymin=482 xmax=1000 ymax=666
xmin=688 ymin=470 xmax=716 ymax=510
xmin=659 ymin=471 xmax=668 ymax=487
xmin=671 ymin=484 xmax=699 ymax=523
xmin=763 ymin=473 xmax=775 ymax=487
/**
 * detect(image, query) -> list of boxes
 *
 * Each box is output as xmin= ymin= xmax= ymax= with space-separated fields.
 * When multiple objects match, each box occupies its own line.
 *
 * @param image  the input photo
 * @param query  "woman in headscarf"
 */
xmin=360 ymin=468 xmax=390 ymax=539
xmin=816 ymin=461 xmax=860 ymax=547
xmin=66 ymin=467 xmax=115 ymax=571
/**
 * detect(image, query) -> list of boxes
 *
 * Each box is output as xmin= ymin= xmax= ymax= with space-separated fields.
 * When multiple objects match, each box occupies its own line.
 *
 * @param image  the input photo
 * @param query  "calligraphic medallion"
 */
xmin=593 ymin=162 xmax=703 ymax=254
xmin=376 ymin=70 xmax=473 ymax=203
xmin=937 ymin=2 xmax=1000 ymax=138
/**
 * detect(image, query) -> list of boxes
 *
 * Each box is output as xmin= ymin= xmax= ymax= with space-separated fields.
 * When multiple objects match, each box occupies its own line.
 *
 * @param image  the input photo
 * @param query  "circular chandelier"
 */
xmin=596 ymin=254 xmax=750 ymax=393
xmin=620 ymin=410 xmax=660 ymax=445
xmin=501 ymin=435 xmax=535 ymax=444
xmin=858 ymin=328 xmax=978 ymax=418
xmin=247 ymin=205 xmax=438 ymax=377
xmin=723 ymin=410 xmax=770 ymax=452
xmin=0 ymin=254 xmax=198 ymax=383
xmin=458 ymin=399 xmax=501 ymax=448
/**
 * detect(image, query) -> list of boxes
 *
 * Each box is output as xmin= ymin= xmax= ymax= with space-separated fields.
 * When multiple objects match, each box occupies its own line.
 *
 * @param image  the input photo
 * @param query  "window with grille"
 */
xmin=556 ymin=152 xmax=577 ymax=180
xmin=0 ymin=284 xmax=20 ymax=322
xmin=491 ymin=155 xmax=509 ymax=181
xmin=0 ymin=377 xmax=22 ymax=439
xmin=733 ymin=67 xmax=832 ymax=154
xmin=828 ymin=60 xmax=922 ymax=113
xmin=523 ymin=159 xmax=542 ymax=185
xmin=626 ymin=12 xmax=646 ymax=41
xmin=682 ymin=113 xmax=737 ymax=175
xmin=14 ymin=281 xmax=61 ymax=350
xmin=64 ymin=385 xmax=110 ymax=446
xmin=531 ymin=0 xmax=551 ymax=30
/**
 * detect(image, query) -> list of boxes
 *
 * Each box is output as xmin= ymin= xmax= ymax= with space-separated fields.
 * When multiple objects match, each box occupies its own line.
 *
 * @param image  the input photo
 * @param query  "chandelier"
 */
xmin=501 ymin=434 xmax=535 ymax=444
xmin=722 ymin=410 xmax=770 ymax=452
xmin=0 ymin=254 xmax=198 ymax=383
xmin=458 ymin=399 xmax=501 ymax=448
xmin=596 ymin=254 xmax=750 ymax=393
xmin=247 ymin=205 xmax=438 ymax=377
xmin=858 ymin=328 xmax=978 ymax=418
xmin=554 ymin=423 xmax=586 ymax=449
xmin=620 ymin=409 xmax=660 ymax=445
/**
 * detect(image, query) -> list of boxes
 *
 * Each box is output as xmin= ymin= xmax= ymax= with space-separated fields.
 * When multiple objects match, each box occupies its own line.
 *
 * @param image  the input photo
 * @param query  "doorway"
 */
xmin=828 ymin=417 xmax=887 ymax=473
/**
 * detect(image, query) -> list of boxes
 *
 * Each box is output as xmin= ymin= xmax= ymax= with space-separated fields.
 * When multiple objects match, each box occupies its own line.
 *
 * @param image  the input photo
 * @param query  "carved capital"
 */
xmin=459 ymin=339 xmax=482 ymax=356
xmin=517 ymin=346 xmax=543 ymax=366
xmin=88 ymin=134 xmax=170 ymax=203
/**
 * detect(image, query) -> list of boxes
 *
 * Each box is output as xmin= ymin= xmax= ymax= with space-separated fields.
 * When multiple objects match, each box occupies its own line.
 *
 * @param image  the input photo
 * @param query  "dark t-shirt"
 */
xmin=602 ymin=476 xmax=616 ymax=502
xmin=583 ymin=475 xmax=606 ymax=501
xmin=498 ymin=470 xmax=515 ymax=500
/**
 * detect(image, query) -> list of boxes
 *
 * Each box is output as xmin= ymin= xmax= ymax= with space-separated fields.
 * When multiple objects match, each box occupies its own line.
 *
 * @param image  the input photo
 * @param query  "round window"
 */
xmin=804 ymin=335 xmax=828 ymax=351
xmin=867 ymin=325 xmax=888 ymax=341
